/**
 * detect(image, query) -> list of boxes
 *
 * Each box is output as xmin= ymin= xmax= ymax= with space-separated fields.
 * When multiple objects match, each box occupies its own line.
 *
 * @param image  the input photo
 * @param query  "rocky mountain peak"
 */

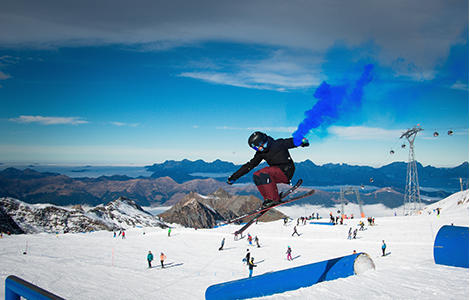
xmin=210 ymin=188 xmax=233 ymax=199
xmin=158 ymin=192 xmax=224 ymax=229
xmin=158 ymin=188 xmax=286 ymax=229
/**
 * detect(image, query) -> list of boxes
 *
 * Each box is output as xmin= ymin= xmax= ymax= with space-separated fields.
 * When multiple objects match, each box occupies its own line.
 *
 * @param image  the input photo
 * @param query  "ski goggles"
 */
xmin=251 ymin=141 xmax=267 ymax=152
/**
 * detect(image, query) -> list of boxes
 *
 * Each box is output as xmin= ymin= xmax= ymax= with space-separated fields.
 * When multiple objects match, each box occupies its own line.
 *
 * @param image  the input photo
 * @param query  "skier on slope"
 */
xmin=227 ymin=131 xmax=309 ymax=208
xmin=286 ymin=246 xmax=293 ymax=261
xmin=292 ymin=226 xmax=300 ymax=237
xmin=219 ymin=238 xmax=225 ymax=251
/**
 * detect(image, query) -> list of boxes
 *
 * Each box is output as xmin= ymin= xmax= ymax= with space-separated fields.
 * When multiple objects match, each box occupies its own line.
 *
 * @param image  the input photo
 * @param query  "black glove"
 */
xmin=301 ymin=138 xmax=309 ymax=147
xmin=227 ymin=175 xmax=236 ymax=185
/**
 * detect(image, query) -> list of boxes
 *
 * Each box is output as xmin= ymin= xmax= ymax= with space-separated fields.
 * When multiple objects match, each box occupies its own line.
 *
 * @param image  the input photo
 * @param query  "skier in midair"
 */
xmin=227 ymin=132 xmax=309 ymax=208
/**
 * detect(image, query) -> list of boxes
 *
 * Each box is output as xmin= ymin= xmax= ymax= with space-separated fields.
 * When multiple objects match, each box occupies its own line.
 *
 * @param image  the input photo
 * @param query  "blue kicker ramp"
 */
xmin=434 ymin=225 xmax=469 ymax=268
xmin=205 ymin=252 xmax=375 ymax=300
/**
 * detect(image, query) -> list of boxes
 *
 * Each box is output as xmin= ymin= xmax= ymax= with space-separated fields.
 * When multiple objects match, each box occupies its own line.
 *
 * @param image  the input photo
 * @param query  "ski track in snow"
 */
xmin=0 ymin=190 xmax=468 ymax=299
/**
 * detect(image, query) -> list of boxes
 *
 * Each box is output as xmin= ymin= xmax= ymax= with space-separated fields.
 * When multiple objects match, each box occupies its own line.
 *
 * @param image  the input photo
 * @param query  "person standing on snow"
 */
xmin=160 ymin=252 xmax=167 ymax=268
xmin=227 ymin=131 xmax=309 ymax=208
xmin=248 ymin=257 xmax=257 ymax=277
xmin=244 ymin=249 xmax=251 ymax=264
xmin=382 ymin=240 xmax=387 ymax=256
xmin=147 ymin=251 xmax=154 ymax=268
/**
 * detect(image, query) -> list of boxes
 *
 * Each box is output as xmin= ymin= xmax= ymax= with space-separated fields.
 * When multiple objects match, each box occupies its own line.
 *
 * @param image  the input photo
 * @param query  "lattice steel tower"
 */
xmin=400 ymin=126 xmax=423 ymax=215
xmin=340 ymin=187 xmax=365 ymax=218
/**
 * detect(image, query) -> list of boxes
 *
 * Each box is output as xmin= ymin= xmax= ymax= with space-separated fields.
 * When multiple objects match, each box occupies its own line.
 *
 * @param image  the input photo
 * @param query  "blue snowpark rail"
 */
xmin=205 ymin=252 xmax=375 ymax=300
xmin=434 ymin=225 xmax=469 ymax=268
xmin=5 ymin=275 xmax=65 ymax=300
xmin=309 ymin=221 xmax=334 ymax=225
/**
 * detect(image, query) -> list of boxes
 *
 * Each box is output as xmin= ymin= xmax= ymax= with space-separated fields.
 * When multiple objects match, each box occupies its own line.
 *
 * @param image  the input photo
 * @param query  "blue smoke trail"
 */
xmin=293 ymin=64 xmax=375 ymax=144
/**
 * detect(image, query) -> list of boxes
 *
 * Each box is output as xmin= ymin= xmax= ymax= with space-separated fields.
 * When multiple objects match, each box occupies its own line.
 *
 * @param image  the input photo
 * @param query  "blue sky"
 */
xmin=0 ymin=0 xmax=468 ymax=168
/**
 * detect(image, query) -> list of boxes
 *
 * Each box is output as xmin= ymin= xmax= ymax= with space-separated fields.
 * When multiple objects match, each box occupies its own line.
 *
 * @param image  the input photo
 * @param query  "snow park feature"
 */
xmin=433 ymin=225 xmax=469 ymax=268
xmin=5 ymin=275 xmax=65 ymax=300
xmin=309 ymin=221 xmax=334 ymax=225
xmin=205 ymin=252 xmax=375 ymax=300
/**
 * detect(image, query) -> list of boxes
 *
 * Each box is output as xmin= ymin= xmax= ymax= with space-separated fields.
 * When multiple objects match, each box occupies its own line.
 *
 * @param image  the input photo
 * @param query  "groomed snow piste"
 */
xmin=0 ymin=190 xmax=468 ymax=299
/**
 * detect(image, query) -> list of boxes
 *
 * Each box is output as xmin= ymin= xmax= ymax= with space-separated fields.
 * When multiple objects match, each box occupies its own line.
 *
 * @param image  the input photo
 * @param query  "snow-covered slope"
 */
xmin=0 ymin=191 xmax=468 ymax=299
xmin=420 ymin=189 xmax=469 ymax=216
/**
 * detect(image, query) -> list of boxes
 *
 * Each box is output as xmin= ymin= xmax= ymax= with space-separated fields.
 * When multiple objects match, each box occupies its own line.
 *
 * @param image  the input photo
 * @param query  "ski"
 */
xmin=226 ymin=179 xmax=303 ymax=225
xmin=233 ymin=188 xmax=315 ymax=237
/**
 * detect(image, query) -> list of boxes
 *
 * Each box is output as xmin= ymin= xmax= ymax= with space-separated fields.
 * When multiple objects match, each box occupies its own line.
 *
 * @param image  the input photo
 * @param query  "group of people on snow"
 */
xmin=147 ymin=251 xmax=166 ymax=268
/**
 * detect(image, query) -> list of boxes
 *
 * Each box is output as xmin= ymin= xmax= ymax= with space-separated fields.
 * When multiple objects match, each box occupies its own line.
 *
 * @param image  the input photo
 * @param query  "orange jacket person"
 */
xmin=160 ymin=252 xmax=167 ymax=268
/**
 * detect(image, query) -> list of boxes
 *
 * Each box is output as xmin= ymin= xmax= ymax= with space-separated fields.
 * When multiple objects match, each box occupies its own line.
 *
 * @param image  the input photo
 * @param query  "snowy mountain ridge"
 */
xmin=0 ymin=196 xmax=168 ymax=234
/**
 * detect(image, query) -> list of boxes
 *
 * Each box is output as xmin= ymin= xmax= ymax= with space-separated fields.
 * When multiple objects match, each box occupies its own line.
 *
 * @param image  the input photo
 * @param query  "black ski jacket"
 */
xmin=231 ymin=136 xmax=298 ymax=182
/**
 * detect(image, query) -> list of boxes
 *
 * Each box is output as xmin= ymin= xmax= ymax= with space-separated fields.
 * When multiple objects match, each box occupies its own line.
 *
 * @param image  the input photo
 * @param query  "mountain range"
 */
xmin=0 ymin=196 xmax=168 ymax=234
xmin=0 ymin=166 xmax=446 ymax=209
xmin=145 ymin=159 xmax=468 ymax=191
xmin=0 ymin=190 xmax=286 ymax=232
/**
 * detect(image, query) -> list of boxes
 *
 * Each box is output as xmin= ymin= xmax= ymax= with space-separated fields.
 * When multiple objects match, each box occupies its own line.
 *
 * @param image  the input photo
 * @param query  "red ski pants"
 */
xmin=253 ymin=166 xmax=289 ymax=202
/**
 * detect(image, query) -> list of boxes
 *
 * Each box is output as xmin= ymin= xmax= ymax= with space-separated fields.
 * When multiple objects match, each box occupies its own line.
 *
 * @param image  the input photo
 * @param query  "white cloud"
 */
xmin=180 ymin=70 xmax=319 ymax=91
xmin=10 ymin=115 xmax=88 ymax=125
xmin=216 ymin=126 xmax=296 ymax=133
xmin=328 ymin=126 xmax=404 ymax=141
xmin=450 ymin=81 xmax=469 ymax=91
xmin=111 ymin=122 xmax=140 ymax=127
xmin=179 ymin=50 xmax=323 ymax=91
xmin=0 ymin=70 xmax=10 ymax=80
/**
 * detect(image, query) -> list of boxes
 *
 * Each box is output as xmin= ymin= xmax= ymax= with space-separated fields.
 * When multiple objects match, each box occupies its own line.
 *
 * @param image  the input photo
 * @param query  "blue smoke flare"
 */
xmin=293 ymin=64 xmax=375 ymax=145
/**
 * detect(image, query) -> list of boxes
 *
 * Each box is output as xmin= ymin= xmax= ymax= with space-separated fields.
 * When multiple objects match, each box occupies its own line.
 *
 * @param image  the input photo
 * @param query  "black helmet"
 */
xmin=248 ymin=131 xmax=268 ymax=150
